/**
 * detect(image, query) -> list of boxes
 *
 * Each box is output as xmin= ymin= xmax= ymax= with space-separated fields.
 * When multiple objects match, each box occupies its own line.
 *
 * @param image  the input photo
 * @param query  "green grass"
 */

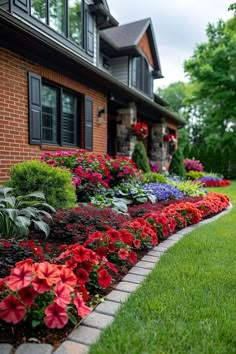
xmin=89 ymin=182 xmax=236 ymax=354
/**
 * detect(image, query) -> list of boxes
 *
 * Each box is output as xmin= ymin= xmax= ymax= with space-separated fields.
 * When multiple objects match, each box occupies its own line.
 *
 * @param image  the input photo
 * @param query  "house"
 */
xmin=0 ymin=0 xmax=184 ymax=184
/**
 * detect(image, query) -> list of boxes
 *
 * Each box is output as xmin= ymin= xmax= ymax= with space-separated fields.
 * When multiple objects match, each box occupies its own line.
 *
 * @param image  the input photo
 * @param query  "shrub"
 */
xmin=143 ymin=172 xmax=167 ymax=184
xmin=6 ymin=160 xmax=76 ymax=210
xmin=168 ymin=180 xmax=206 ymax=197
xmin=183 ymin=144 xmax=190 ymax=158
xmin=132 ymin=141 xmax=151 ymax=173
xmin=169 ymin=148 xmax=186 ymax=178
xmin=186 ymin=171 xmax=205 ymax=180
xmin=0 ymin=188 xmax=54 ymax=239
xmin=184 ymin=159 xmax=204 ymax=172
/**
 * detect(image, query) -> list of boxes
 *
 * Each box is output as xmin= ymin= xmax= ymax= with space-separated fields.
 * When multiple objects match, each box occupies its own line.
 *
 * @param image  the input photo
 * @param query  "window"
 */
xmin=30 ymin=0 xmax=93 ymax=54
xmin=28 ymin=72 xmax=93 ymax=150
xmin=131 ymin=57 xmax=153 ymax=96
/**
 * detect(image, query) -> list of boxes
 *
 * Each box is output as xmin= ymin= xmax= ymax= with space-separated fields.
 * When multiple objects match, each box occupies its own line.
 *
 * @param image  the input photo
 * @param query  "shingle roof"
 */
xmin=100 ymin=18 xmax=150 ymax=49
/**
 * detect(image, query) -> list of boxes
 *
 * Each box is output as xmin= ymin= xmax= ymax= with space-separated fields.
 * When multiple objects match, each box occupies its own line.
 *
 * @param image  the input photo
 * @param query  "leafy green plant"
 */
xmin=168 ymin=180 xmax=206 ymax=197
xmin=6 ymin=160 xmax=76 ymax=209
xmin=169 ymin=148 xmax=186 ymax=178
xmin=143 ymin=172 xmax=167 ymax=184
xmin=132 ymin=141 xmax=151 ymax=173
xmin=0 ymin=188 xmax=55 ymax=239
xmin=186 ymin=170 xmax=205 ymax=180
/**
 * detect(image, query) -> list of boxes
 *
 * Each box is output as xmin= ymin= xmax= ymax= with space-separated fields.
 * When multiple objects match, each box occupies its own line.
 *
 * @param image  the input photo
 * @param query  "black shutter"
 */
xmin=84 ymin=96 xmax=93 ymax=151
xmin=86 ymin=11 xmax=94 ymax=56
xmin=14 ymin=0 xmax=29 ymax=12
xmin=28 ymin=72 xmax=42 ymax=145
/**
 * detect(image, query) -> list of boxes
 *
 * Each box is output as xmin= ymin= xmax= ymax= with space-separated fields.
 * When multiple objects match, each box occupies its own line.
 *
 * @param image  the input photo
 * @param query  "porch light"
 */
xmin=97 ymin=106 xmax=106 ymax=124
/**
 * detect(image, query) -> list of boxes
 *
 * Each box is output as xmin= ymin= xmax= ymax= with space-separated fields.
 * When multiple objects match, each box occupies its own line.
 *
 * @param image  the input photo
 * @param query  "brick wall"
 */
xmin=0 ymin=48 xmax=107 ymax=184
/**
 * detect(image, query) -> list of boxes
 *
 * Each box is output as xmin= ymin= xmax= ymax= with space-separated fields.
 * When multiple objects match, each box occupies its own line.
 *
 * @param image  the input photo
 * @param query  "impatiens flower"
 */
xmin=19 ymin=287 xmax=38 ymax=306
xmin=129 ymin=251 xmax=137 ymax=265
xmin=32 ymin=276 xmax=51 ymax=294
xmin=44 ymin=303 xmax=68 ymax=329
xmin=0 ymin=295 xmax=26 ymax=324
xmin=74 ymin=293 xmax=91 ymax=318
xmin=37 ymin=262 xmax=61 ymax=286
xmin=98 ymin=269 xmax=112 ymax=288
xmin=118 ymin=248 xmax=129 ymax=260
xmin=54 ymin=282 xmax=71 ymax=308
xmin=7 ymin=264 xmax=32 ymax=291
xmin=76 ymin=268 xmax=89 ymax=284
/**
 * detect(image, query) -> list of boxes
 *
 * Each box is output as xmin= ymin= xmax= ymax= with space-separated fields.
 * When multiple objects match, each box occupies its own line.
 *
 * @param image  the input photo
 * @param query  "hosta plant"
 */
xmin=0 ymin=188 xmax=55 ymax=239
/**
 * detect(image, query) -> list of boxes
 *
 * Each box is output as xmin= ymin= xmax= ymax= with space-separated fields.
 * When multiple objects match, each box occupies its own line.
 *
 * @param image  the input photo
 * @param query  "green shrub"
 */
xmin=183 ymin=144 xmax=190 ymax=159
xmin=168 ymin=180 xmax=206 ymax=197
xmin=132 ymin=141 xmax=150 ymax=173
xmin=143 ymin=172 xmax=167 ymax=184
xmin=189 ymin=144 xmax=199 ymax=160
xmin=169 ymin=148 xmax=186 ymax=178
xmin=222 ymin=146 xmax=231 ymax=178
xmin=186 ymin=170 xmax=205 ymax=180
xmin=6 ymin=160 xmax=76 ymax=209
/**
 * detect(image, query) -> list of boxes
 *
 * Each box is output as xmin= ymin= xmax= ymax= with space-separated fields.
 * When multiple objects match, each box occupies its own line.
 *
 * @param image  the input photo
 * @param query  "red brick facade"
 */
xmin=0 ymin=48 xmax=107 ymax=184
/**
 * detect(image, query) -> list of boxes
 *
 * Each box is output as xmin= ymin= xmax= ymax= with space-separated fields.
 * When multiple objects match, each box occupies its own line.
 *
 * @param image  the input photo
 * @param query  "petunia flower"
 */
xmin=18 ymin=287 xmax=38 ymax=306
xmin=118 ymin=248 xmax=129 ymax=260
xmin=76 ymin=268 xmax=89 ymax=285
xmin=32 ymin=276 xmax=51 ymax=294
xmin=7 ymin=264 xmax=32 ymax=291
xmin=54 ymin=282 xmax=71 ymax=308
xmin=98 ymin=269 xmax=112 ymax=288
xmin=129 ymin=251 xmax=137 ymax=265
xmin=44 ymin=303 xmax=68 ymax=329
xmin=59 ymin=267 xmax=77 ymax=289
xmin=0 ymin=295 xmax=26 ymax=324
xmin=74 ymin=293 xmax=91 ymax=318
xmin=37 ymin=262 xmax=61 ymax=286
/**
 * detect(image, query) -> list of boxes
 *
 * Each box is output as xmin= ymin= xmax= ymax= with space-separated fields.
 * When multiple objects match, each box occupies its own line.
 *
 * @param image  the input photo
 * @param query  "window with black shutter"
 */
xmin=29 ymin=73 xmax=81 ymax=147
xmin=84 ymin=96 xmax=93 ymax=151
xmin=131 ymin=57 xmax=152 ymax=96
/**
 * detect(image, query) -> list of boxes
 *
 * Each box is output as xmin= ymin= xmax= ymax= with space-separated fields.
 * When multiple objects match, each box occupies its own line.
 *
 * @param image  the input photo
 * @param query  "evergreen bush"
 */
xmin=222 ymin=146 xmax=231 ymax=178
xmin=169 ymin=148 xmax=186 ymax=178
xmin=183 ymin=144 xmax=190 ymax=158
xmin=132 ymin=141 xmax=151 ymax=173
xmin=6 ymin=160 xmax=77 ymax=209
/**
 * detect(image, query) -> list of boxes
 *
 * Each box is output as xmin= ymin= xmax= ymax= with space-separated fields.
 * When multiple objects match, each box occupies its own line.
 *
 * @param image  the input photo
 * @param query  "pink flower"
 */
xmin=44 ymin=303 xmax=68 ymax=329
xmin=7 ymin=264 xmax=32 ymax=291
xmin=74 ymin=293 xmax=91 ymax=318
xmin=118 ymin=248 xmax=129 ymax=260
xmin=54 ymin=282 xmax=71 ymax=308
xmin=0 ymin=295 xmax=26 ymax=324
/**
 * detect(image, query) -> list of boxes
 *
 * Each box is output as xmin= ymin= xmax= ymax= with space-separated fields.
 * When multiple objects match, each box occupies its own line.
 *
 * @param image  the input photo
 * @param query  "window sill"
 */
xmin=40 ymin=144 xmax=80 ymax=151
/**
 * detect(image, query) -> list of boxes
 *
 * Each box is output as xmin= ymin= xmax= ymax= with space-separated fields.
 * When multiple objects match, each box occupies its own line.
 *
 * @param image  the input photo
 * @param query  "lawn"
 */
xmin=89 ymin=182 xmax=236 ymax=354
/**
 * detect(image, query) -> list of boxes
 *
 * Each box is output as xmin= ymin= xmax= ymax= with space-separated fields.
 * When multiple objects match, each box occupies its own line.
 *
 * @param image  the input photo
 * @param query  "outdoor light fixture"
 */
xmin=97 ymin=106 xmax=106 ymax=124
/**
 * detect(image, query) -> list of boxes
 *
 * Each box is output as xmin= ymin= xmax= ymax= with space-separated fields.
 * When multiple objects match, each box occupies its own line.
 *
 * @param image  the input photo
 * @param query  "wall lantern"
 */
xmin=97 ymin=106 xmax=106 ymax=124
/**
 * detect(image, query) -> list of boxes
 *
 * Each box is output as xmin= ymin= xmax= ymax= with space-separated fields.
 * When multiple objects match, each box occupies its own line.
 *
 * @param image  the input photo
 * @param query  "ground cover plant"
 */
xmin=89 ymin=182 xmax=235 ymax=354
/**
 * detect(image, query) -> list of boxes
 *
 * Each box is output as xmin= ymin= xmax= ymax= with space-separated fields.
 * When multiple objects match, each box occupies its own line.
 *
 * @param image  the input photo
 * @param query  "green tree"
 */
xmin=132 ymin=141 xmax=150 ymax=173
xmin=169 ymin=148 xmax=185 ymax=178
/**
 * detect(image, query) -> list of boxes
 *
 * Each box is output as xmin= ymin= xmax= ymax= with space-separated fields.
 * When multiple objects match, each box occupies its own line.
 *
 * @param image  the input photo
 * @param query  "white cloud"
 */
xmin=107 ymin=0 xmax=232 ymax=87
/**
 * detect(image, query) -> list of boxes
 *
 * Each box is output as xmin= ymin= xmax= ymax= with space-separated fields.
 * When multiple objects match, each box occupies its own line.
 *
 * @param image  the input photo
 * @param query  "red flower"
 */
xmin=54 ymin=282 xmax=71 ymax=308
xmin=59 ymin=267 xmax=77 ymax=289
xmin=18 ymin=287 xmax=38 ymax=306
xmin=118 ymin=248 xmax=129 ymax=260
xmin=44 ymin=303 xmax=68 ymax=329
xmin=1 ymin=240 xmax=11 ymax=248
xmin=96 ymin=246 xmax=107 ymax=258
xmin=0 ymin=295 xmax=26 ymax=324
xmin=74 ymin=293 xmax=91 ymax=318
xmin=107 ymin=243 xmax=117 ymax=253
xmin=98 ymin=269 xmax=112 ymax=288
xmin=133 ymin=239 xmax=141 ymax=249
xmin=129 ymin=251 xmax=137 ymax=265
xmin=7 ymin=264 xmax=32 ymax=291
xmin=37 ymin=262 xmax=60 ymax=286
xmin=76 ymin=268 xmax=89 ymax=284
xmin=32 ymin=276 xmax=51 ymax=294
xmin=73 ymin=246 xmax=91 ymax=263
xmin=107 ymin=230 xmax=120 ymax=242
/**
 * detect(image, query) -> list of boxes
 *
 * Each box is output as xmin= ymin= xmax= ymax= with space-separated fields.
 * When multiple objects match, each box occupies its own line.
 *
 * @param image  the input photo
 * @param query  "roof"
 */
xmin=100 ymin=18 xmax=162 ymax=74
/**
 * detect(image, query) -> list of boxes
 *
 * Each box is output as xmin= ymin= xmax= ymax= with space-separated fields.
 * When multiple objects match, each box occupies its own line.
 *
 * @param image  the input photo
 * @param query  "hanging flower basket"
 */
xmin=131 ymin=122 xmax=148 ymax=139
xmin=164 ymin=133 xmax=177 ymax=143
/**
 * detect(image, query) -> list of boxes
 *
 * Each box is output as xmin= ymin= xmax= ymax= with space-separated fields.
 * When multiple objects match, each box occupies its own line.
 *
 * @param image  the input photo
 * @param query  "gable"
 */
xmin=138 ymin=31 xmax=154 ymax=68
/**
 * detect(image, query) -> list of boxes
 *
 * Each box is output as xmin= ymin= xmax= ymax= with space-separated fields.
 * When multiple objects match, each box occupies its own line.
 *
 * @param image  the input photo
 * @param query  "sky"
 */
xmin=106 ymin=0 xmax=233 ymax=89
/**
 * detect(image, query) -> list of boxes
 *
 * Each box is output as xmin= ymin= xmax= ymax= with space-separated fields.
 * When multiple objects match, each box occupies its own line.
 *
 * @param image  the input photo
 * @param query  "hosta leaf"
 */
xmin=4 ymin=209 xmax=18 ymax=221
xmin=32 ymin=220 xmax=50 ymax=237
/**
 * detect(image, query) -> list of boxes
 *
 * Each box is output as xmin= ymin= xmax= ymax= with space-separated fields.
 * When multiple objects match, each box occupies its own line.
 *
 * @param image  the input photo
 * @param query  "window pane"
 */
xmin=69 ymin=0 xmax=83 ymax=46
xmin=42 ymin=85 xmax=58 ymax=143
xmin=131 ymin=58 xmax=138 ymax=87
xmin=62 ymin=93 xmax=77 ymax=145
xmin=31 ymin=0 xmax=47 ymax=23
xmin=49 ymin=0 xmax=65 ymax=34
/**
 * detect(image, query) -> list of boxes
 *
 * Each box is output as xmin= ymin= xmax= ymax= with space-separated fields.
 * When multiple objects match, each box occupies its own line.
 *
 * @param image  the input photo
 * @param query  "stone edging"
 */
xmin=0 ymin=203 xmax=233 ymax=354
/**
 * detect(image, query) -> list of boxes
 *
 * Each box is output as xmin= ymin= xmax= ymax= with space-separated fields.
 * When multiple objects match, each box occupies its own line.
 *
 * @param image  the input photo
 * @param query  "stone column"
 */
xmin=116 ymin=103 xmax=137 ymax=158
xmin=149 ymin=121 xmax=167 ymax=173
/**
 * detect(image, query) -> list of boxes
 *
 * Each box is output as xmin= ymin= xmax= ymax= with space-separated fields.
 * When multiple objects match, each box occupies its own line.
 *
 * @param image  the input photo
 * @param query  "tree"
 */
xmin=132 ymin=141 xmax=150 ymax=173
xmin=169 ymin=148 xmax=185 ymax=178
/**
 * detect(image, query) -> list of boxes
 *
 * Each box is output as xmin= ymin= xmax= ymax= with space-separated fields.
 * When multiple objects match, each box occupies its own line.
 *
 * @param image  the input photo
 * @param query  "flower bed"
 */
xmin=197 ymin=177 xmax=231 ymax=187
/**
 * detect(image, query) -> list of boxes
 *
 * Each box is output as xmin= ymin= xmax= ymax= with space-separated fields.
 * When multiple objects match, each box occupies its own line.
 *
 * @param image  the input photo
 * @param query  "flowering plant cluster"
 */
xmin=184 ymin=159 xmax=204 ymax=172
xmin=41 ymin=150 xmax=142 ymax=202
xmin=143 ymin=212 xmax=177 ymax=240
xmin=142 ymin=182 xmax=184 ymax=201
xmin=164 ymin=133 xmax=177 ymax=143
xmin=0 ymin=260 xmax=90 ymax=328
xmin=197 ymin=176 xmax=230 ymax=187
xmin=163 ymin=202 xmax=202 ymax=226
xmin=149 ymin=161 xmax=159 ymax=173
xmin=131 ymin=122 xmax=148 ymax=139
xmin=194 ymin=192 xmax=230 ymax=217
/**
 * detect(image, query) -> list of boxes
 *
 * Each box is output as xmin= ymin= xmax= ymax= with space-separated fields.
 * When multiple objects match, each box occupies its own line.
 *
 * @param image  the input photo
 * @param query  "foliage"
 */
xmin=186 ymin=170 xmax=205 ymax=180
xmin=184 ymin=158 xmax=204 ymax=172
xmin=6 ymin=160 xmax=76 ymax=210
xmin=142 ymin=182 xmax=184 ymax=201
xmin=169 ymin=148 xmax=186 ymax=178
xmin=0 ymin=188 xmax=54 ymax=239
xmin=41 ymin=150 xmax=142 ymax=202
xmin=168 ymin=180 xmax=206 ymax=197
xmin=50 ymin=205 xmax=131 ymax=243
xmin=132 ymin=141 xmax=151 ymax=173
xmin=143 ymin=172 xmax=167 ymax=184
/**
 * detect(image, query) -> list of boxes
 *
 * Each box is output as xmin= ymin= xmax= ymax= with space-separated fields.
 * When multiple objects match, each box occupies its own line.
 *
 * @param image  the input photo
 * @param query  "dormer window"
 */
xmin=31 ymin=0 xmax=84 ymax=50
xmin=131 ymin=57 xmax=153 ymax=97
